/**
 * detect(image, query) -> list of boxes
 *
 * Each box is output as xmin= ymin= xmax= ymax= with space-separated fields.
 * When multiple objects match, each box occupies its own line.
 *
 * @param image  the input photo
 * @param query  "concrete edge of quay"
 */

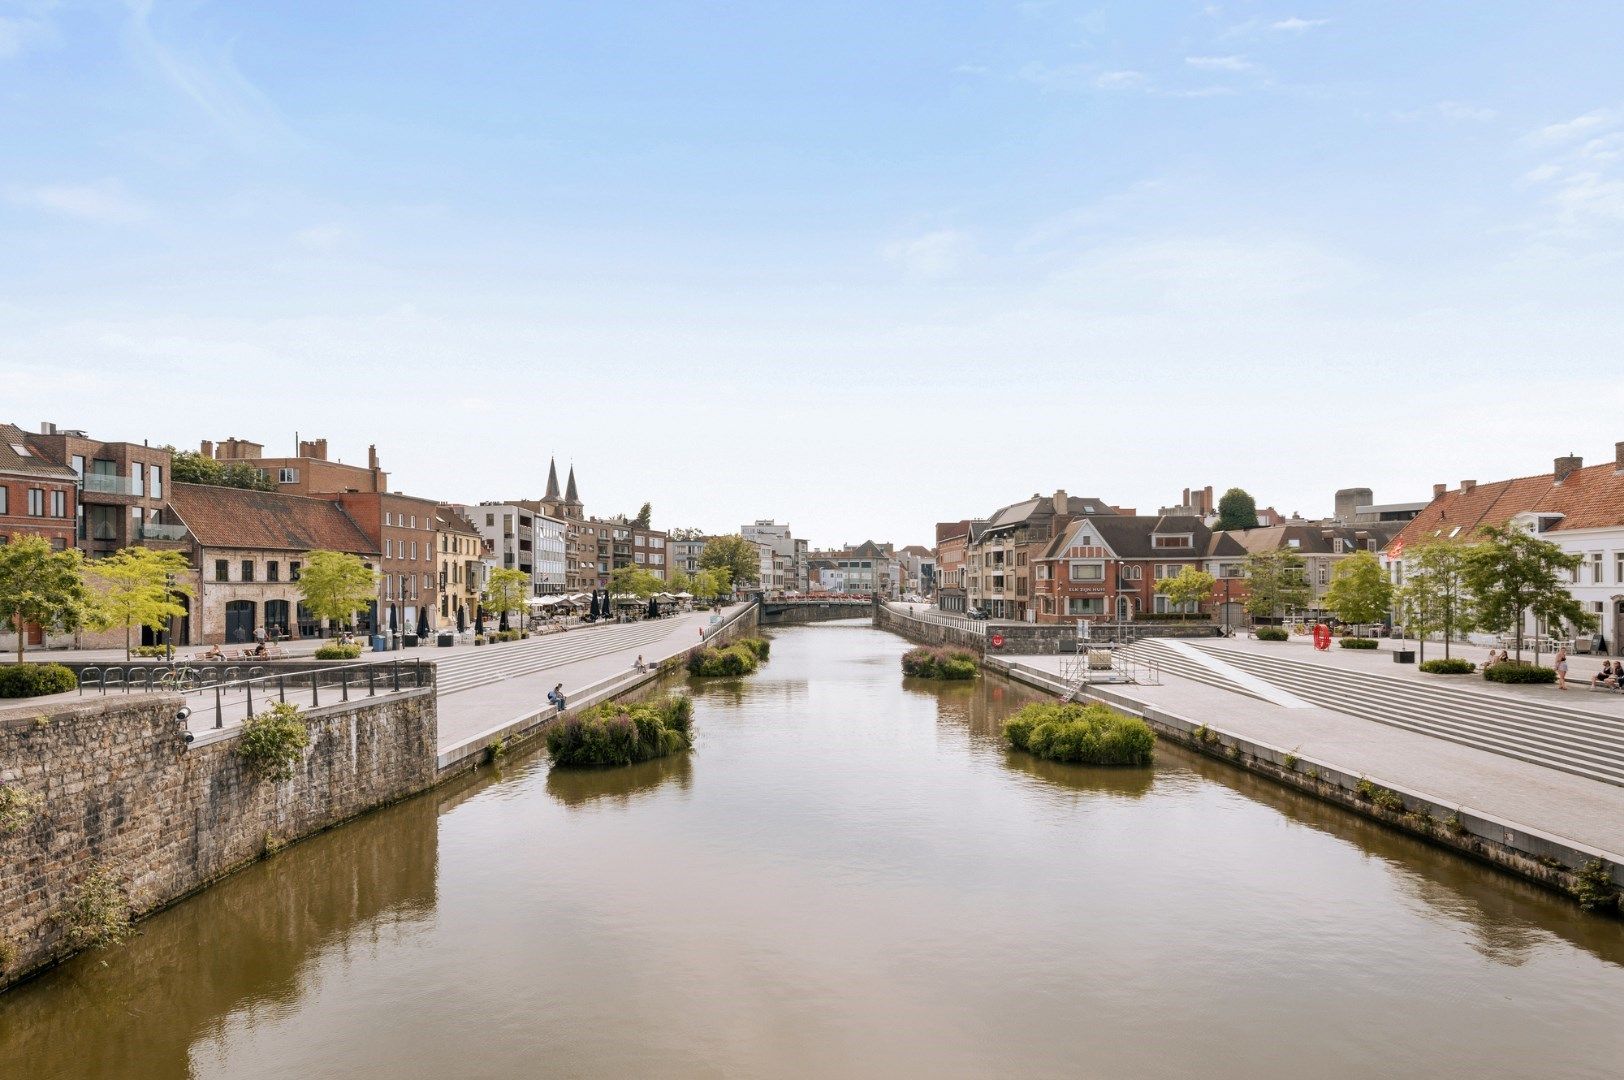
xmin=876 ymin=604 xmax=1624 ymax=910
xmin=432 ymin=602 xmax=762 ymax=782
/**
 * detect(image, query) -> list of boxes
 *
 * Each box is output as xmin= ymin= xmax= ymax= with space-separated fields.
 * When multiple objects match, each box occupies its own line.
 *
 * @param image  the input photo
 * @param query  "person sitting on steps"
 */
xmin=1591 ymin=660 xmax=1617 ymax=690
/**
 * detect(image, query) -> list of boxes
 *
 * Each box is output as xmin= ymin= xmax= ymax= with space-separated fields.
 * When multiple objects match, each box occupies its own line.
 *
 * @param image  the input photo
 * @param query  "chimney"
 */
xmin=1616 ymin=441 xmax=1624 ymax=472
xmin=1053 ymin=489 xmax=1068 ymax=514
xmin=368 ymin=445 xmax=380 ymax=471
xmin=200 ymin=439 xmax=214 ymax=459
xmin=39 ymin=421 xmax=56 ymax=435
xmin=1460 ymin=480 xmax=1476 ymax=491
xmin=1432 ymin=483 xmax=1447 ymax=498
xmin=1554 ymin=455 xmax=1582 ymax=483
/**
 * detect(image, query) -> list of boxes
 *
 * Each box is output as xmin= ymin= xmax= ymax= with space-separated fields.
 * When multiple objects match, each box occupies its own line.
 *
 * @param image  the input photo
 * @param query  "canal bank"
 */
xmin=875 ymin=605 xmax=1624 ymax=914
xmin=5 ymin=624 xmax=1621 ymax=1080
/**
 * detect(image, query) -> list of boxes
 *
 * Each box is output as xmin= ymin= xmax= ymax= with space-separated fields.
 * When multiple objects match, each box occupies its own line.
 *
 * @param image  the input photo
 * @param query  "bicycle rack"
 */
xmin=79 ymin=667 xmax=102 ymax=695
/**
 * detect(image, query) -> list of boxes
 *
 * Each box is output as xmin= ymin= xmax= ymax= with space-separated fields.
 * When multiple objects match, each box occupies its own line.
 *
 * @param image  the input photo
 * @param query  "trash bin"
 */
xmin=403 ymin=633 xmax=418 ymax=648
xmin=1393 ymin=649 xmax=1416 ymax=664
xmin=370 ymin=634 xmax=388 ymax=653
xmin=1575 ymin=636 xmax=1593 ymax=654
xmin=437 ymin=632 xmax=455 ymax=647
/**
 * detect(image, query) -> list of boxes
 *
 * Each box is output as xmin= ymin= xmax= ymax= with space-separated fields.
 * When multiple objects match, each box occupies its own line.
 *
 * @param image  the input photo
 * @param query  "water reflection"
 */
xmin=546 ymin=752 xmax=695 ymax=809
xmin=1 ymin=792 xmax=437 ymax=1080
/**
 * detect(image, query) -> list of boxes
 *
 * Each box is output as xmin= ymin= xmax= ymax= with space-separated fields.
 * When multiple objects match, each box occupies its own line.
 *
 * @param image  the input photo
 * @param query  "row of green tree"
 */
xmin=1148 ymin=525 xmax=1593 ymax=662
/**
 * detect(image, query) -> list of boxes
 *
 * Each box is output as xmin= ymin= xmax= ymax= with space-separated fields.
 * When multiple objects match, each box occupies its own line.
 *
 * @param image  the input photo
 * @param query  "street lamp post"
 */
xmin=165 ymin=571 xmax=176 ymax=661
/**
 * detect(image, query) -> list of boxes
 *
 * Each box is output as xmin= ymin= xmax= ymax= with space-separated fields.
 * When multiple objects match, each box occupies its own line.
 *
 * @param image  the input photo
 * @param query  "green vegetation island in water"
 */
xmin=687 ymin=636 xmax=770 ymax=677
xmin=901 ymin=646 xmax=978 ymax=680
xmin=546 ymin=694 xmax=694 ymax=768
xmin=1002 ymin=702 xmax=1156 ymax=766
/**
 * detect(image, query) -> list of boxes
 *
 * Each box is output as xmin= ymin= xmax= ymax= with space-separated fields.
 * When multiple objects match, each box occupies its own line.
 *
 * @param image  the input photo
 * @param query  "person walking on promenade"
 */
xmin=1555 ymin=648 xmax=1570 ymax=690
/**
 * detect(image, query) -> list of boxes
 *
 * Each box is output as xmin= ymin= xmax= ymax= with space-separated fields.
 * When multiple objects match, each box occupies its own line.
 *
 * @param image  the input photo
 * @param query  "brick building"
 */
xmin=537 ymin=458 xmax=666 ymax=589
xmin=1033 ymin=515 xmax=1226 ymax=623
xmin=0 ymin=424 xmax=78 ymax=552
xmin=24 ymin=422 xmax=179 ymax=559
xmin=166 ymin=483 xmax=379 ymax=644
xmin=967 ymin=491 xmax=1120 ymax=620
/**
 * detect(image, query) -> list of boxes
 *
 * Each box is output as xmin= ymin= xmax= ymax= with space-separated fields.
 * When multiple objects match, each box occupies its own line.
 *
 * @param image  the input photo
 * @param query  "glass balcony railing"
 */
xmin=140 ymin=523 xmax=189 ymax=541
xmin=82 ymin=474 xmax=144 ymax=496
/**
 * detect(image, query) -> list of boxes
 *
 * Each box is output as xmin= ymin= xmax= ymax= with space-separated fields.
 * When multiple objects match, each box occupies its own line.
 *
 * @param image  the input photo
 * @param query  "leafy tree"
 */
xmin=85 ymin=547 xmax=194 ymax=660
xmin=1241 ymin=549 xmax=1311 ymax=623
xmin=631 ymin=502 xmax=652 ymax=529
xmin=296 ymin=550 xmax=377 ymax=631
xmin=1153 ymin=566 xmax=1215 ymax=622
xmin=1217 ymin=488 xmax=1260 ymax=531
xmin=1463 ymin=524 xmax=1594 ymax=664
xmin=693 ymin=568 xmax=728 ymax=601
xmin=665 ymin=568 xmax=693 ymax=594
xmin=1394 ymin=541 xmax=1474 ymax=660
xmin=608 ymin=565 xmax=662 ymax=598
xmin=1322 ymin=550 xmax=1393 ymax=637
xmin=166 ymin=448 xmax=276 ymax=491
xmin=0 ymin=537 xmax=90 ymax=662
xmin=700 ymin=535 xmax=760 ymax=587
xmin=483 ymin=567 xmax=529 ymax=629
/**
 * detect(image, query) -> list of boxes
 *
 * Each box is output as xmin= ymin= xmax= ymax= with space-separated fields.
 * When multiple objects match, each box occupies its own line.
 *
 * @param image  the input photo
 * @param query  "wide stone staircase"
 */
xmin=1179 ymin=642 xmax=1624 ymax=787
xmin=1115 ymin=639 xmax=1267 ymax=703
xmin=433 ymin=620 xmax=698 ymax=696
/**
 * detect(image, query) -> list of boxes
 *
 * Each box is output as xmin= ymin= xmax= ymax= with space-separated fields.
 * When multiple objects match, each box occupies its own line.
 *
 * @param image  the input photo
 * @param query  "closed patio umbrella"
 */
xmin=647 ymin=597 xmax=659 ymax=619
xmin=417 ymin=607 xmax=429 ymax=637
xmin=475 ymin=606 xmax=485 ymax=637
xmin=457 ymin=605 xmax=466 ymax=633
xmin=499 ymin=607 xmax=510 ymax=632
xmin=389 ymin=604 xmax=398 ymax=634
xmin=589 ymin=592 xmax=601 ymax=619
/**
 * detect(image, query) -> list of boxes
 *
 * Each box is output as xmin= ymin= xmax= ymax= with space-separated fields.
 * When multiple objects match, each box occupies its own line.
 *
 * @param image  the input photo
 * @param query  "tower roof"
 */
xmin=565 ymin=464 xmax=579 ymax=504
xmin=544 ymin=457 xmax=561 ymax=501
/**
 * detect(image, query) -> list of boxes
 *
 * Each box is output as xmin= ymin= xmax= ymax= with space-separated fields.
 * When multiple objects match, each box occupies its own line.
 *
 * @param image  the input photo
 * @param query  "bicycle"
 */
xmin=155 ymin=664 xmax=202 ymax=692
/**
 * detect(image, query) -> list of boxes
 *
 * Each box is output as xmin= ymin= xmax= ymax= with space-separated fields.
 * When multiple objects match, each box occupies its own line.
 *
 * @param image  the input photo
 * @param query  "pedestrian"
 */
xmin=1555 ymin=648 xmax=1570 ymax=690
xmin=1590 ymin=660 xmax=1616 ymax=689
xmin=552 ymin=683 xmax=567 ymax=712
xmin=634 ymin=654 xmax=646 ymax=673
xmin=254 ymin=625 xmax=266 ymax=646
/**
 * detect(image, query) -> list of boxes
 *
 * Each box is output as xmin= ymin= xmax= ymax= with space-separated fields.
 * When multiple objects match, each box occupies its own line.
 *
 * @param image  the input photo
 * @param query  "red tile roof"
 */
xmin=1392 ymin=459 xmax=1624 ymax=551
xmin=0 ymin=423 xmax=78 ymax=481
xmin=168 ymin=483 xmax=380 ymax=554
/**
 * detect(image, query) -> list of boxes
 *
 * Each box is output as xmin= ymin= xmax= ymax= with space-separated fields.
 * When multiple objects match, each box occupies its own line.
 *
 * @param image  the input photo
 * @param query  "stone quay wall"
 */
xmin=873 ymin=605 xmax=987 ymax=652
xmin=0 ymin=688 xmax=437 ymax=990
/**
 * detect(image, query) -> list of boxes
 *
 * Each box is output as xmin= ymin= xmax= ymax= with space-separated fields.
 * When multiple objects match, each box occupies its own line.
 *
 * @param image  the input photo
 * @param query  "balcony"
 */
xmin=140 ymin=523 xmax=189 ymax=542
xmin=82 ymin=474 xmax=143 ymax=496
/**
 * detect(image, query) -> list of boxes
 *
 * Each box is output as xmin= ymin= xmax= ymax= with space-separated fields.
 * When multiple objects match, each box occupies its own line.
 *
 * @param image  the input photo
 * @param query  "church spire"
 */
xmin=544 ymin=457 xmax=561 ymax=501
xmin=565 ymin=464 xmax=580 ymax=506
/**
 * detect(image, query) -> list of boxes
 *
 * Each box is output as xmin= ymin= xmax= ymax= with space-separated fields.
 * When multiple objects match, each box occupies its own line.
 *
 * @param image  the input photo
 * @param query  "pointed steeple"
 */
xmin=565 ymin=464 xmax=580 ymax=506
xmin=544 ymin=457 xmax=561 ymax=501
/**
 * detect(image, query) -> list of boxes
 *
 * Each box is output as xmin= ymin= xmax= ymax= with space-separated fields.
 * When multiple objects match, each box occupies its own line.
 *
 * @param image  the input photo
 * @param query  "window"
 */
xmin=215 ymin=559 xmax=229 ymax=582
xmin=0 ymin=487 xmax=5 ymax=514
xmin=241 ymin=560 xmax=255 ymax=582
xmin=1069 ymin=562 xmax=1104 ymax=581
xmin=410 ymin=515 xmax=417 ymax=529
xmin=131 ymin=506 xmax=143 ymax=533
xmin=278 ymin=467 xmax=298 ymax=484
xmin=51 ymin=490 xmax=66 ymax=517
xmin=1287 ymin=538 xmax=1301 ymax=549
xmin=1592 ymin=552 xmax=1604 ymax=584
xmin=386 ymin=539 xmax=393 ymax=558
xmin=1617 ymin=553 xmax=1624 ymax=584
xmin=70 ymin=454 xmax=85 ymax=477
xmin=290 ymin=560 xmax=301 ymax=581
xmin=1154 ymin=564 xmax=1182 ymax=580
xmin=486 ymin=513 xmax=495 ymax=527
xmin=1035 ymin=564 xmax=1050 ymax=580
xmin=410 ymin=541 xmax=418 ymax=560
xmin=1125 ymin=565 xmax=1144 ymax=580
xmin=150 ymin=465 xmax=162 ymax=498
xmin=1152 ymin=534 xmax=1192 ymax=549
xmin=88 ymin=505 xmax=116 ymax=540
xmin=1067 ymin=597 xmax=1104 ymax=615
xmin=27 ymin=488 xmax=44 ymax=516
xmin=131 ymin=462 xmax=144 ymax=490
xmin=1319 ymin=565 xmax=1330 ymax=586
xmin=267 ymin=561 xmax=280 ymax=582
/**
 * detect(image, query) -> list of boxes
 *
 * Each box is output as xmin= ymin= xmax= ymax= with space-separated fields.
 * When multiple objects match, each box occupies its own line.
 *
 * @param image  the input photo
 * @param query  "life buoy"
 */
xmin=991 ymin=633 xmax=1005 ymax=649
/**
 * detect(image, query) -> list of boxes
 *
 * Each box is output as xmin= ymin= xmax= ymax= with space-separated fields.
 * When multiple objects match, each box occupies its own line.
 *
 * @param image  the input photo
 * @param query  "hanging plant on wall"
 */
xmin=236 ymin=702 xmax=311 ymax=782
xmin=59 ymin=864 xmax=132 ymax=950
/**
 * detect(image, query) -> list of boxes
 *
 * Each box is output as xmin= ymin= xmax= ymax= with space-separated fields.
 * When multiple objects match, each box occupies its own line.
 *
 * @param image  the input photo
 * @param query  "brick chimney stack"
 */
xmin=1460 ymin=480 xmax=1476 ymax=491
xmin=1615 ymin=441 xmax=1624 ymax=471
xmin=200 ymin=439 xmax=214 ymax=459
xmin=1554 ymin=455 xmax=1583 ymax=483
xmin=1052 ymin=489 xmax=1068 ymax=514
xmin=1432 ymin=483 xmax=1447 ymax=498
xmin=367 ymin=445 xmax=379 ymax=471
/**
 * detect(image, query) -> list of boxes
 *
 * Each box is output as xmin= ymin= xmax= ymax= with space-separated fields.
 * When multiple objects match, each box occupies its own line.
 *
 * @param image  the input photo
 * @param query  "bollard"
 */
xmin=368 ymin=665 xmax=376 ymax=697
xmin=214 ymin=684 xmax=223 ymax=729
xmin=279 ymin=675 xmax=286 ymax=703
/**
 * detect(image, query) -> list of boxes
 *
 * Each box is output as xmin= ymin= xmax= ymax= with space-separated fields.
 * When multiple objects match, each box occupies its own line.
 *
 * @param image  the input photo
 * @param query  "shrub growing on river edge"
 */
xmin=901 ymin=646 xmax=978 ymax=680
xmin=546 ymin=694 xmax=694 ymax=767
xmin=236 ymin=701 xmax=311 ymax=782
xmin=1002 ymin=702 xmax=1155 ymax=766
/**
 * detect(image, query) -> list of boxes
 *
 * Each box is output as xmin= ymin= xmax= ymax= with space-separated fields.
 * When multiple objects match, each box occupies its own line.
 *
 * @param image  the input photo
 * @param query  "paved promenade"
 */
xmin=1016 ymin=649 xmax=1624 ymax=861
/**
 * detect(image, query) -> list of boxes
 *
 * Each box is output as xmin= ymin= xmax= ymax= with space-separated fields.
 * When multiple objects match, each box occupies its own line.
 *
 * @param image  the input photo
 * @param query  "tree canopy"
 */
xmin=1395 ymin=541 xmax=1475 ymax=661
xmin=483 ymin=567 xmax=529 ymax=618
xmin=166 ymin=448 xmax=276 ymax=491
xmin=0 ymin=537 xmax=90 ymax=662
xmin=1322 ymin=550 xmax=1393 ymax=635
xmin=1152 ymin=566 xmax=1214 ymax=620
xmin=692 ymin=568 xmax=729 ymax=600
xmin=699 ymin=535 xmax=759 ymax=587
xmin=608 ymin=565 xmax=663 ymax=598
xmin=1241 ymin=549 xmax=1311 ymax=621
xmin=1463 ymin=524 xmax=1594 ymax=663
xmin=85 ymin=547 xmax=194 ymax=660
xmin=296 ymin=550 xmax=377 ymax=627
xmin=631 ymin=502 xmax=652 ymax=529
xmin=1217 ymin=488 xmax=1260 ymax=531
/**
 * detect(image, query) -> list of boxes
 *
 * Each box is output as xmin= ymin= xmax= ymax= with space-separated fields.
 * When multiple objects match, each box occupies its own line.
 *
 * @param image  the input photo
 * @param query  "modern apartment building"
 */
xmin=24 ymin=422 xmax=179 ymax=560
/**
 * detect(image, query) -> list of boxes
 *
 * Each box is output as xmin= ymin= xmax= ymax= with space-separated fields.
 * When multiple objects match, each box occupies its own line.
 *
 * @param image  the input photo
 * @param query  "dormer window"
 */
xmin=1152 ymin=534 xmax=1192 ymax=549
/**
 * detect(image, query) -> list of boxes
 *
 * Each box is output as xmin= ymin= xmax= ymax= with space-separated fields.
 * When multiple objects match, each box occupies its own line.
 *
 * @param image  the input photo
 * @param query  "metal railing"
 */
xmin=79 ymin=659 xmax=434 ymax=729
xmin=139 ymin=522 xmax=189 ymax=541
xmin=81 ymin=474 xmax=144 ymax=496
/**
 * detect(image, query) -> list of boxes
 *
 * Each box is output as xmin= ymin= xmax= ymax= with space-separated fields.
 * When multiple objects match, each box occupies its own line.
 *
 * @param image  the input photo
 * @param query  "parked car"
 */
xmin=965 ymin=608 xmax=990 ymax=620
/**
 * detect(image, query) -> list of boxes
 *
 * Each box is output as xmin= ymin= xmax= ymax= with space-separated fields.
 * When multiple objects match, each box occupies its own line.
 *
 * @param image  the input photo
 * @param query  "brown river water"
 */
xmin=3 ymin=624 xmax=1623 ymax=1079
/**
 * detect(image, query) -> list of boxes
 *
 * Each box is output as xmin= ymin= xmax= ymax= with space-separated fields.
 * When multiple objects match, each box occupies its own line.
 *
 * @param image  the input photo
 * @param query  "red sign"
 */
xmin=990 ymin=633 xmax=1005 ymax=649
xmin=1312 ymin=623 xmax=1332 ymax=651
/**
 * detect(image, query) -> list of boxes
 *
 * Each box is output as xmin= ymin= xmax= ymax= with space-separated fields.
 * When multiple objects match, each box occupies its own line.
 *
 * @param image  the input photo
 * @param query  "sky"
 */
xmin=3 ymin=2 xmax=1623 ymax=549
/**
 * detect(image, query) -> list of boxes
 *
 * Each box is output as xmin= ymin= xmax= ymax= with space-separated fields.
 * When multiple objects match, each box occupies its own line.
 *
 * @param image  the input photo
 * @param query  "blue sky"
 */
xmin=4 ymin=2 xmax=1623 ymax=546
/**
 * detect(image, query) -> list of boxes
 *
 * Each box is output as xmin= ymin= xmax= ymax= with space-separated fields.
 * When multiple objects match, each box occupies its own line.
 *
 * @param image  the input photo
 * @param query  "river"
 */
xmin=4 ymin=624 xmax=1623 ymax=1078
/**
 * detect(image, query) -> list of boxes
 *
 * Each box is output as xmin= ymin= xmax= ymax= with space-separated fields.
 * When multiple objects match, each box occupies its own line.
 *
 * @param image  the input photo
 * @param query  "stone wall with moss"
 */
xmin=0 ymin=689 xmax=436 ymax=990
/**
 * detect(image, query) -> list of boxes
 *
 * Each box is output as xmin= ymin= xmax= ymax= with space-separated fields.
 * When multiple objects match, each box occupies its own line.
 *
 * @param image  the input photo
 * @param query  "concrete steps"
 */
xmin=1193 ymin=644 xmax=1624 ymax=787
xmin=1116 ymin=639 xmax=1267 ymax=703
xmin=434 ymin=621 xmax=698 ymax=696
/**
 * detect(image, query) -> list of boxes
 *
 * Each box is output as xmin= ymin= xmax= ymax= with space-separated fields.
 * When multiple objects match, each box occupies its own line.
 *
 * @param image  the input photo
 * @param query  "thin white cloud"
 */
xmin=1094 ymin=70 xmax=1146 ymax=90
xmin=1185 ymin=55 xmax=1254 ymax=73
xmin=7 ymin=179 xmax=154 ymax=224
xmin=294 ymin=223 xmax=354 ymax=251
xmin=122 ymin=0 xmax=297 ymax=154
xmin=1530 ymin=108 xmax=1616 ymax=146
xmin=1271 ymin=17 xmax=1328 ymax=31
xmin=882 ymin=229 xmax=974 ymax=279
